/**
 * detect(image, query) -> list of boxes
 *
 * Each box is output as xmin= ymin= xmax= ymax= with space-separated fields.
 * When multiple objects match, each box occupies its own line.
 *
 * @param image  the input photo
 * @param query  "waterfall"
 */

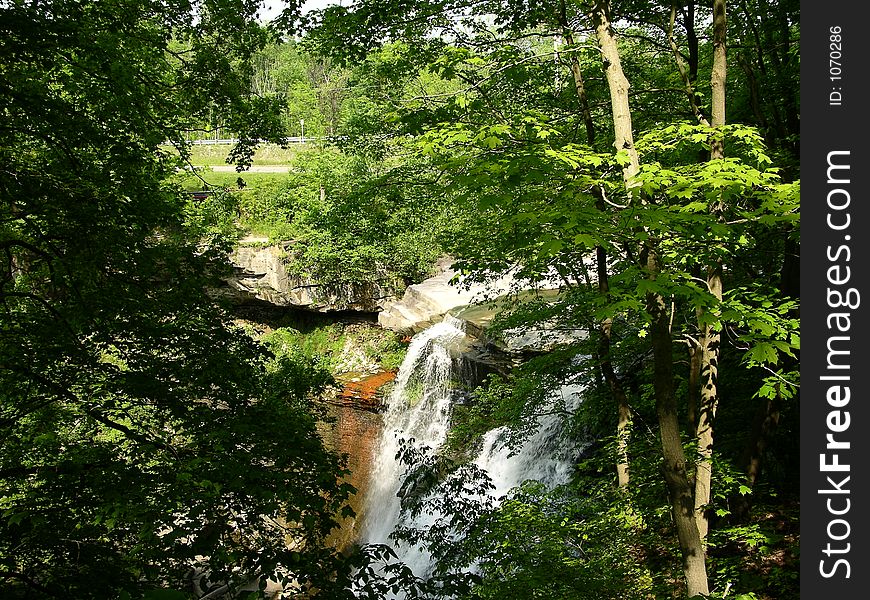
xmin=473 ymin=382 xmax=585 ymax=500
xmin=361 ymin=316 xmax=469 ymax=575
xmin=359 ymin=317 xmax=584 ymax=592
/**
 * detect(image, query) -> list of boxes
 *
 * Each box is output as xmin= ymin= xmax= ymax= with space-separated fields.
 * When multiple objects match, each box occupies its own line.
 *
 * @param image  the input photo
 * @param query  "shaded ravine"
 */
xmin=357 ymin=316 xmax=586 ymax=594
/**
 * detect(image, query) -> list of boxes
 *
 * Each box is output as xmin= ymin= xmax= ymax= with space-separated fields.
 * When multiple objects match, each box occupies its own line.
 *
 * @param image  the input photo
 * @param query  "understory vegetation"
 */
xmin=2 ymin=0 xmax=798 ymax=599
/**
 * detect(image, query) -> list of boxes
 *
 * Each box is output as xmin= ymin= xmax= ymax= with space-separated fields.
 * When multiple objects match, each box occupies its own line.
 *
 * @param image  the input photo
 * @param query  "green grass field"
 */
xmin=161 ymin=142 xmax=306 ymax=167
xmin=162 ymin=142 xmax=301 ymax=191
xmin=176 ymin=169 xmax=289 ymax=191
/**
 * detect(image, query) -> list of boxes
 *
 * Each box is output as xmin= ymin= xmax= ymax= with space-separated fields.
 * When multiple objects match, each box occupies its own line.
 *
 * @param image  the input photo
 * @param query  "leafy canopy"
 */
xmin=0 ymin=1 xmax=357 ymax=598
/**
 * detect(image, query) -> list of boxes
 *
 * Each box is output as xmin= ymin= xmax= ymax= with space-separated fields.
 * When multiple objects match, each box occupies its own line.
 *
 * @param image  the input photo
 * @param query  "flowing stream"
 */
xmin=361 ymin=316 xmax=469 ymax=576
xmin=360 ymin=316 xmax=584 ymax=591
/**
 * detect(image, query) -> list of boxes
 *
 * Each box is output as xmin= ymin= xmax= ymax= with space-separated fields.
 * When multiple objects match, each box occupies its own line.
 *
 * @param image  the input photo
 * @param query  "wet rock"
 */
xmin=224 ymin=242 xmax=398 ymax=312
xmin=334 ymin=370 xmax=397 ymax=412
xmin=378 ymin=257 xmax=563 ymax=334
xmin=319 ymin=370 xmax=397 ymax=552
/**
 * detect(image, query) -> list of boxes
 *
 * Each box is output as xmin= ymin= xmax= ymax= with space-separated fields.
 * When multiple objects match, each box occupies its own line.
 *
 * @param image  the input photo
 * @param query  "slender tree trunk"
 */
xmin=738 ymin=53 xmax=770 ymax=139
xmin=684 ymin=0 xmax=700 ymax=84
xmin=646 ymin=247 xmax=710 ymax=599
xmin=561 ymin=5 xmax=631 ymax=487
xmin=693 ymin=0 xmax=727 ymax=545
xmin=591 ymin=0 xmax=640 ymax=184
xmin=559 ymin=18 xmax=597 ymax=150
xmin=732 ymin=388 xmax=782 ymax=521
xmin=597 ymin=244 xmax=632 ymax=488
xmin=668 ymin=2 xmax=707 ymax=125
xmin=566 ymin=45 xmax=597 ymax=150
xmin=694 ymin=267 xmax=722 ymax=541
xmin=710 ymin=0 xmax=727 ymax=151
xmin=590 ymin=189 xmax=633 ymax=491
xmin=669 ymin=9 xmax=707 ymax=438
xmin=744 ymin=391 xmax=782 ymax=488
xmin=592 ymin=1 xmax=708 ymax=593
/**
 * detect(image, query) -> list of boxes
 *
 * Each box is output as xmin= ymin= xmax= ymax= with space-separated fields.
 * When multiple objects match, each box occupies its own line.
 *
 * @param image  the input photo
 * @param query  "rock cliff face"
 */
xmin=225 ymin=242 xmax=586 ymax=355
xmin=224 ymin=242 xmax=398 ymax=313
xmin=319 ymin=370 xmax=397 ymax=552
xmin=377 ymin=257 xmax=520 ymax=334
xmin=376 ymin=258 xmax=578 ymax=348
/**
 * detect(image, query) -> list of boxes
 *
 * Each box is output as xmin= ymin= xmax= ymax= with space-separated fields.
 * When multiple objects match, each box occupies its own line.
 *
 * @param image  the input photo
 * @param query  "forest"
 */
xmin=0 ymin=1 xmax=799 ymax=599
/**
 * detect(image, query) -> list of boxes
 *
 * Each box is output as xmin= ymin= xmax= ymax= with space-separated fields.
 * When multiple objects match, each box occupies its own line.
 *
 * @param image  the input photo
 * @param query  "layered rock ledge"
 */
xmin=224 ymin=240 xmax=397 ymax=313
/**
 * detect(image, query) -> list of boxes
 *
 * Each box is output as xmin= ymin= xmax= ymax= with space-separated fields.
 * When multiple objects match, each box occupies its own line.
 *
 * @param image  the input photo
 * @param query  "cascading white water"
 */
xmin=360 ymin=317 xmax=584 ymax=591
xmin=473 ymin=382 xmax=585 ymax=500
xmin=361 ymin=316 xmax=469 ymax=577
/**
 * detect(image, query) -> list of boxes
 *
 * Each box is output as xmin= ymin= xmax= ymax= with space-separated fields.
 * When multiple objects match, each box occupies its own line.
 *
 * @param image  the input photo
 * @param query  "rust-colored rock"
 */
xmin=321 ymin=370 xmax=396 ymax=552
xmin=335 ymin=369 xmax=397 ymax=411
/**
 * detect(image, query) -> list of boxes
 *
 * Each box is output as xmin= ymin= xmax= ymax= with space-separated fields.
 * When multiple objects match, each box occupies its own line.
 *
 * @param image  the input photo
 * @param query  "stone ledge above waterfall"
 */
xmin=223 ymin=241 xmax=399 ymax=313
xmin=379 ymin=258 xmax=518 ymax=334
xmin=378 ymin=257 xmax=590 ymax=354
xmin=377 ymin=257 xmax=572 ymax=336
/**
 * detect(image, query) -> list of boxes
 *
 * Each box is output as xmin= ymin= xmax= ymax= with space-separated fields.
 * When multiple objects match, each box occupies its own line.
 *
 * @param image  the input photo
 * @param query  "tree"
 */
xmin=1 ymin=1 xmax=354 ymax=597
xmin=290 ymin=1 xmax=800 ymax=597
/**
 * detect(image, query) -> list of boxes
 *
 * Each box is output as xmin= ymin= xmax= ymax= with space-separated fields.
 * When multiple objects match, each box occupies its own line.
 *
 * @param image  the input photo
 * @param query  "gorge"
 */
xmin=225 ymin=247 xmax=587 ymax=595
xmin=0 ymin=2 xmax=802 ymax=597
xmin=359 ymin=315 xmax=586 ymax=590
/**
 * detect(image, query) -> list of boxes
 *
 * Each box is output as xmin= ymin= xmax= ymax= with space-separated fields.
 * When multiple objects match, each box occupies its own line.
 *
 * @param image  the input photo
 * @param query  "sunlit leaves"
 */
xmin=722 ymin=286 xmax=800 ymax=369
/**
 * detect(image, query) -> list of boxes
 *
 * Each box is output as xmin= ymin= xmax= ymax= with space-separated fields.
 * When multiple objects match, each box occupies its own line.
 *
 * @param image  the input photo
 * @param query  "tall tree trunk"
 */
xmin=597 ymin=244 xmax=632 ymax=489
xmin=668 ymin=1 xmax=707 ymax=125
xmin=693 ymin=0 xmax=727 ymax=544
xmin=668 ymin=7 xmax=707 ymax=438
xmin=732 ymin=388 xmax=782 ymax=522
xmin=645 ymin=247 xmax=710 ymax=599
xmin=738 ymin=52 xmax=770 ymax=140
xmin=694 ymin=267 xmax=722 ymax=541
xmin=684 ymin=0 xmax=700 ymax=84
xmin=560 ymin=2 xmax=631 ymax=487
xmin=558 ymin=17 xmax=597 ymax=151
xmin=591 ymin=0 xmax=640 ymax=184
xmin=592 ymin=1 xmax=708 ymax=594
xmin=710 ymin=0 xmax=727 ymax=152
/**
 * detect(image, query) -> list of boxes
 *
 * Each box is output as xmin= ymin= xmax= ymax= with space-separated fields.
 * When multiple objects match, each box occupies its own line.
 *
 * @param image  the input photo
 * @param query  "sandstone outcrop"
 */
xmin=377 ymin=257 xmax=583 ymax=352
xmin=377 ymin=257 xmax=523 ymax=334
xmin=224 ymin=240 xmax=397 ymax=312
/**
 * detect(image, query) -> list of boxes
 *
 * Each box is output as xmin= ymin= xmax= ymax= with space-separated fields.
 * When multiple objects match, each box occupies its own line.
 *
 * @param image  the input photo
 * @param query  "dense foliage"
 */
xmin=1 ymin=0 xmax=800 ymax=598
xmin=275 ymin=0 xmax=799 ymax=598
xmin=0 ymin=2 xmax=356 ymax=598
